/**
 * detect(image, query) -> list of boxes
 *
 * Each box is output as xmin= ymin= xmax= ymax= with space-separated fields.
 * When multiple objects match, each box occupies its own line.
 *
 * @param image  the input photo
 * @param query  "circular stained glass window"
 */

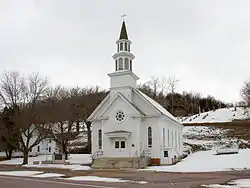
xmin=115 ymin=110 xmax=125 ymax=123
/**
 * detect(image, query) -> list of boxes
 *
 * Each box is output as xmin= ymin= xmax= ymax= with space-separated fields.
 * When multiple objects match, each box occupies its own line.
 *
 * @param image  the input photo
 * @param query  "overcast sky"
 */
xmin=0 ymin=0 xmax=249 ymax=103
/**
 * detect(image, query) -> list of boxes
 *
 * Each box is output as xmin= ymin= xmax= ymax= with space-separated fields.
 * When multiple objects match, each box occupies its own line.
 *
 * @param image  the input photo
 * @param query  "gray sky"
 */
xmin=0 ymin=0 xmax=249 ymax=103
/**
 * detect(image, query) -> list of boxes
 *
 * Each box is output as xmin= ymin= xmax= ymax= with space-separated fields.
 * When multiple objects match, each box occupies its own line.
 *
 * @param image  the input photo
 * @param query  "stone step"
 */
xmin=91 ymin=157 xmax=135 ymax=169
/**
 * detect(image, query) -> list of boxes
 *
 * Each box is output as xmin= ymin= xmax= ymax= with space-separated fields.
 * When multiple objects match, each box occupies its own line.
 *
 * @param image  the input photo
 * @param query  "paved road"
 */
xmin=1 ymin=165 xmax=250 ymax=188
xmin=0 ymin=176 xmax=121 ymax=188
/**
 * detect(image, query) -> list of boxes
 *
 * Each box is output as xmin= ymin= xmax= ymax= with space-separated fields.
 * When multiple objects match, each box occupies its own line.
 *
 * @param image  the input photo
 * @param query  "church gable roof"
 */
xmin=133 ymin=88 xmax=181 ymax=124
xmin=87 ymin=92 xmax=144 ymax=121
xmin=87 ymin=93 xmax=111 ymax=121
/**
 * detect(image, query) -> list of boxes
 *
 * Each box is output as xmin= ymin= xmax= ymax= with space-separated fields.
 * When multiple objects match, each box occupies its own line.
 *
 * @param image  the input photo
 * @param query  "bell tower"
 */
xmin=108 ymin=19 xmax=139 ymax=90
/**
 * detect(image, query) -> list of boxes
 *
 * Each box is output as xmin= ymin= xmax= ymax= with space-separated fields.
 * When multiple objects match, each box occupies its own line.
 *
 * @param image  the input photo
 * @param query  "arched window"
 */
xmin=120 ymin=43 xmax=123 ymax=51
xmin=118 ymin=58 xmax=123 ymax=70
xmin=98 ymin=129 xmax=102 ymax=149
xmin=125 ymin=43 xmax=128 ymax=51
xmin=124 ymin=58 xmax=129 ymax=69
xmin=115 ymin=60 xmax=118 ymax=71
xmin=130 ymin=60 xmax=132 ymax=71
xmin=148 ymin=127 xmax=152 ymax=148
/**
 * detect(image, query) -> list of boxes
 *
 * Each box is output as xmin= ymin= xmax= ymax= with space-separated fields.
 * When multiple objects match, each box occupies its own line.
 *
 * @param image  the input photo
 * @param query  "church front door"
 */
xmin=114 ymin=139 xmax=128 ymax=157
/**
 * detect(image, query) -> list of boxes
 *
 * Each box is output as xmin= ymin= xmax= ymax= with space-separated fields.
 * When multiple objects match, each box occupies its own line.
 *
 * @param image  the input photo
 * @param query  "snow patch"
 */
xmin=32 ymin=173 xmax=64 ymax=178
xmin=202 ymin=178 xmax=250 ymax=187
xmin=142 ymin=149 xmax=250 ymax=172
xmin=62 ymin=176 xmax=148 ymax=184
xmin=0 ymin=171 xmax=42 ymax=177
xmin=23 ymin=164 xmax=91 ymax=171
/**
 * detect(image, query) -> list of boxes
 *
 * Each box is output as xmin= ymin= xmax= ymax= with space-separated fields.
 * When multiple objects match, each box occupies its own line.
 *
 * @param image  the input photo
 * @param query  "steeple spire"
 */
xmin=119 ymin=21 xmax=128 ymax=40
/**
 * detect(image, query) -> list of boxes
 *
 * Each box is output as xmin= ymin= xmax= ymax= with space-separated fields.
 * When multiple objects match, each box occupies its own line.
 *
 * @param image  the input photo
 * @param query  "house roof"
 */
xmin=134 ymin=88 xmax=181 ymax=124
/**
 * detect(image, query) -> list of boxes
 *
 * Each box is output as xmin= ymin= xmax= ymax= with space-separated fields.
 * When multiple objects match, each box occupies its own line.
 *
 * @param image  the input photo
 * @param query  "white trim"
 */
xmin=87 ymin=93 xmax=110 ymax=121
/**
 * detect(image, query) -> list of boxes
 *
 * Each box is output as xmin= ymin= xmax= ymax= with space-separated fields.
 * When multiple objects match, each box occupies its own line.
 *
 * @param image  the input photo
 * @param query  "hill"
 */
xmin=180 ymin=107 xmax=250 ymax=124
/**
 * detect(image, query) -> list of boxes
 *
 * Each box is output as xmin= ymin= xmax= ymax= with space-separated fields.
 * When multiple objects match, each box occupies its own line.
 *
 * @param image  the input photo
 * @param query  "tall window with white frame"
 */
xmin=168 ymin=129 xmax=170 ymax=147
xmin=148 ymin=127 xmax=152 ymax=148
xmin=172 ymin=130 xmax=174 ymax=147
xmin=98 ymin=129 xmax=102 ymax=149
xmin=163 ymin=128 xmax=165 ymax=147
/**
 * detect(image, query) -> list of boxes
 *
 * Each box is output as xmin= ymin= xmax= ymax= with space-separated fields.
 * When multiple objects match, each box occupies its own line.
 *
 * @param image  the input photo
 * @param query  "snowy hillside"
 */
xmin=180 ymin=107 xmax=250 ymax=124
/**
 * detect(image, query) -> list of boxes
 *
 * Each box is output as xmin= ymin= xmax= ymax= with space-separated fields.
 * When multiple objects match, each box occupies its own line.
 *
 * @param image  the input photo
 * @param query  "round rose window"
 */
xmin=115 ymin=110 xmax=125 ymax=123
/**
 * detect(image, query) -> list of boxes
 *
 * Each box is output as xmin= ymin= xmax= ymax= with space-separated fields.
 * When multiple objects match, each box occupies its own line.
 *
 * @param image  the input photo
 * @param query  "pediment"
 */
xmin=87 ymin=92 xmax=144 ymax=121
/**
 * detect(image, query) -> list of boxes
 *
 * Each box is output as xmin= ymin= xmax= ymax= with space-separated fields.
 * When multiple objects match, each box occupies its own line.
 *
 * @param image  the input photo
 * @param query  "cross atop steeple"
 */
xmin=121 ymin=13 xmax=127 ymax=21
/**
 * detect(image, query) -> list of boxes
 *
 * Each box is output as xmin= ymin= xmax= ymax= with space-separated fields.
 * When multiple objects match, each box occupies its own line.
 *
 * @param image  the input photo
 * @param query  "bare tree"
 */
xmin=145 ymin=76 xmax=168 ymax=98
xmin=0 ymin=71 xmax=25 ymax=108
xmin=167 ymin=76 xmax=180 ymax=114
xmin=241 ymin=79 xmax=250 ymax=106
xmin=13 ymin=72 xmax=50 ymax=164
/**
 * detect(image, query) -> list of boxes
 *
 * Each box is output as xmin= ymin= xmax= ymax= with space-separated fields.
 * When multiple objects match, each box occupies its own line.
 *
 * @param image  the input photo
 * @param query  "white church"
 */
xmin=88 ymin=20 xmax=183 ymax=167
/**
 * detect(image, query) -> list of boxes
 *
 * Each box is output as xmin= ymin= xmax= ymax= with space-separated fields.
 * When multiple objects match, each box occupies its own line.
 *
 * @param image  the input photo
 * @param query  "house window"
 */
xmin=148 ymin=127 xmax=152 ymax=148
xmin=130 ymin=60 xmax=132 ymax=71
xmin=98 ymin=129 xmax=102 ymax=149
xmin=115 ymin=141 xmax=119 ymax=148
xmin=37 ymin=146 xmax=40 ymax=152
xmin=125 ymin=43 xmax=128 ymax=51
xmin=124 ymin=58 xmax=129 ymax=70
xmin=164 ymin=150 xmax=168 ymax=157
xmin=163 ymin=128 xmax=165 ymax=147
xmin=118 ymin=58 xmax=123 ymax=70
xmin=121 ymin=141 xmax=125 ymax=148
xmin=120 ymin=43 xmax=123 ymax=51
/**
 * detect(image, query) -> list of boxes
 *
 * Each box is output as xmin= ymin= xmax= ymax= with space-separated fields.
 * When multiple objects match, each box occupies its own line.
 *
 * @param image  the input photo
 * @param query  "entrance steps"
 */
xmin=91 ymin=157 xmax=135 ymax=169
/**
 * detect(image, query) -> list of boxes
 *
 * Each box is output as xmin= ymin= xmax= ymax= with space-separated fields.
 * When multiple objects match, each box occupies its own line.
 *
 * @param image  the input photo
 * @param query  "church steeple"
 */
xmin=112 ymin=21 xmax=135 ymax=72
xmin=108 ymin=19 xmax=139 ymax=90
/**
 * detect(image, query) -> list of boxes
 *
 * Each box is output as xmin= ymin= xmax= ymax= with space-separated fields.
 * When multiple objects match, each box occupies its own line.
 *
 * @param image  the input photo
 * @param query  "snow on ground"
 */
xmin=67 ymin=154 xmax=92 ymax=165
xmin=23 ymin=164 xmax=90 ymax=171
xmin=0 ymin=154 xmax=91 ymax=165
xmin=0 ymin=154 xmax=91 ymax=171
xmin=202 ymin=178 xmax=250 ymax=187
xmin=143 ymin=149 xmax=250 ymax=172
xmin=182 ymin=107 xmax=250 ymax=124
xmin=32 ymin=173 xmax=64 ymax=178
xmin=62 ymin=176 xmax=148 ymax=184
xmin=0 ymin=171 xmax=42 ymax=177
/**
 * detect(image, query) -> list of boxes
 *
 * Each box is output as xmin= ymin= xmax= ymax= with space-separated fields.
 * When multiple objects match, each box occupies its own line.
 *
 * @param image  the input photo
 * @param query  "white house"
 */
xmin=88 ymin=21 xmax=183 ymax=166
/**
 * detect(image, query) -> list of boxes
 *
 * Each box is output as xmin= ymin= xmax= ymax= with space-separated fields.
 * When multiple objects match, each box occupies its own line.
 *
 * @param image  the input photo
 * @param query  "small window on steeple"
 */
xmin=115 ymin=60 xmax=118 ymax=71
xmin=130 ymin=60 xmax=132 ymax=71
xmin=125 ymin=58 xmax=129 ymax=70
xmin=125 ymin=43 xmax=128 ymax=51
xmin=118 ymin=58 xmax=123 ymax=70
xmin=128 ymin=44 xmax=130 ymax=52
xmin=117 ymin=44 xmax=119 ymax=52
xmin=120 ymin=43 xmax=123 ymax=51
